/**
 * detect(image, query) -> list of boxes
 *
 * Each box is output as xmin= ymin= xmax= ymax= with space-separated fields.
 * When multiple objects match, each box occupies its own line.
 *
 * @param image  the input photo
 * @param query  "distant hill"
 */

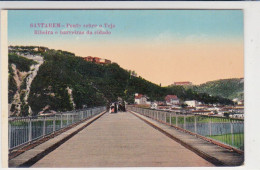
xmin=194 ymin=78 xmax=244 ymax=100
xmin=8 ymin=46 xmax=235 ymax=116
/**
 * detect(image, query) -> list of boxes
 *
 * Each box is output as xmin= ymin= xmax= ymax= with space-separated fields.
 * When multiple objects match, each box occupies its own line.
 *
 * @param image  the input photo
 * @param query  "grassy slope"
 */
xmin=194 ymin=78 xmax=244 ymax=100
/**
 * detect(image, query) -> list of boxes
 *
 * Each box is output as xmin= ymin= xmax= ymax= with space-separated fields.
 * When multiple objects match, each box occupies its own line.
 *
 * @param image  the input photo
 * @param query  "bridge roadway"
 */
xmin=32 ymin=111 xmax=213 ymax=167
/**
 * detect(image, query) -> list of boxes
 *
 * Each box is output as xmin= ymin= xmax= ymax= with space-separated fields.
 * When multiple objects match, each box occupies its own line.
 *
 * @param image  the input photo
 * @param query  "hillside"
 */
xmin=8 ymin=46 xmax=235 ymax=116
xmin=194 ymin=78 xmax=244 ymax=100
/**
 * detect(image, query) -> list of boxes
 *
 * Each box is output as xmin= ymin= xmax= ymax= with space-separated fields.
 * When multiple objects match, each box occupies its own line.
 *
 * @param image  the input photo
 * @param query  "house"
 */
xmin=173 ymin=81 xmax=192 ymax=86
xmin=99 ymin=58 xmax=112 ymax=65
xmin=184 ymin=100 xmax=199 ymax=107
xmin=84 ymin=56 xmax=94 ymax=62
xmin=237 ymin=100 xmax=244 ymax=105
xmin=134 ymin=93 xmax=148 ymax=105
xmin=84 ymin=56 xmax=111 ymax=65
xmin=230 ymin=113 xmax=244 ymax=119
xmin=165 ymin=95 xmax=179 ymax=105
xmin=233 ymin=98 xmax=244 ymax=105
xmin=105 ymin=59 xmax=111 ymax=64
xmin=83 ymin=56 xmax=101 ymax=63
xmin=93 ymin=57 xmax=101 ymax=63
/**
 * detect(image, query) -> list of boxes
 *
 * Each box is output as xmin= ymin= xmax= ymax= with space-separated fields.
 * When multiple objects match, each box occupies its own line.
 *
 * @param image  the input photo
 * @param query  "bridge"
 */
xmin=8 ymin=107 xmax=244 ymax=167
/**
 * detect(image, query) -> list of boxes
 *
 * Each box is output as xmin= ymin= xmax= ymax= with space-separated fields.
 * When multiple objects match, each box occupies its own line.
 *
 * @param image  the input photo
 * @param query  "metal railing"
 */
xmin=128 ymin=106 xmax=244 ymax=151
xmin=8 ymin=106 xmax=106 ymax=150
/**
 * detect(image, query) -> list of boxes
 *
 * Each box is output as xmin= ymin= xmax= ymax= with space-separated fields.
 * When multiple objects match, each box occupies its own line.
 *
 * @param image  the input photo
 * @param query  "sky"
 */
xmin=8 ymin=10 xmax=244 ymax=86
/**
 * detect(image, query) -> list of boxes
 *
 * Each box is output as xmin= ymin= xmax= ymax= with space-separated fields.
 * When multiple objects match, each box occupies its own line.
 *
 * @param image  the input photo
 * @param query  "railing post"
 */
xmin=230 ymin=120 xmax=234 ymax=146
xmin=28 ymin=117 xmax=32 ymax=143
xmin=43 ymin=116 xmax=46 ymax=136
xmin=81 ymin=111 xmax=84 ymax=120
xmin=165 ymin=112 xmax=167 ymax=123
xmin=8 ymin=122 xmax=11 ymax=149
xmin=170 ymin=113 xmax=172 ymax=125
xmin=157 ymin=111 xmax=158 ymax=120
xmin=53 ymin=115 xmax=56 ymax=133
xmin=67 ymin=114 xmax=69 ymax=125
xmin=176 ymin=116 xmax=178 ymax=127
xmin=209 ymin=117 xmax=212 ymax=136
xmin=184 ymin=116 xmax=186 ymax=130
xmin=162 ymin=112 xmax=163 ymax=121
xmin=194 ymin=116 xmax=197 ymax=133
xmin=60 ymin=114 xmax=63 ymax=128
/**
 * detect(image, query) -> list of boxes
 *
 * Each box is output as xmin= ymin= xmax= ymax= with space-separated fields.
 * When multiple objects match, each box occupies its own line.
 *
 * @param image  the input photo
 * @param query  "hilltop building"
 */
xmin=83 ymin=56 xmax=111 ymax=65
xmin=34 ymin=46 xmax=48 ymax=52
xmin=173 ymin=81 xmax=192 ymax=86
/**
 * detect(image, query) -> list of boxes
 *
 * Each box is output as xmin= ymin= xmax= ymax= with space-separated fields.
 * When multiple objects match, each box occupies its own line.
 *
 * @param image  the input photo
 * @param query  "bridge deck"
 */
xmin=32 ymin=112 xmax=213 ymax=167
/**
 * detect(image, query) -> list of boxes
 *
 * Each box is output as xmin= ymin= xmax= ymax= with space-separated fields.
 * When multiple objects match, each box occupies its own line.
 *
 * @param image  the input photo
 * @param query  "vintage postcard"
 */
xmin=3 ymin=9 xmax=244 ymax=168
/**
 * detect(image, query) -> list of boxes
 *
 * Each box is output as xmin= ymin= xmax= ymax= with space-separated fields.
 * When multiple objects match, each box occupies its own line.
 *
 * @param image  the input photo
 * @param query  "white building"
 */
xmin=230 ymin=114 xmax=244 ymax=119
xmin=165 ymin=95 xmax=179 ymax=105
xmin=184 ymin=100 xmax=199 ymax=107
xmin=134 ymin=93 xmax=148 ymax=105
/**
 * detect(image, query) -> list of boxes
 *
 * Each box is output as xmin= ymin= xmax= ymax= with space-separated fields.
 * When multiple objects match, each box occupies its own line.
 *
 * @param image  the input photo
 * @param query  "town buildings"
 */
xmin=144 ymin=94 xmax=244 ymax=118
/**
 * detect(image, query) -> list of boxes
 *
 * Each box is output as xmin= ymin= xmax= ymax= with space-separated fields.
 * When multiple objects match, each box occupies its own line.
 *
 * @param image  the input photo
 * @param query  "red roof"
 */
xmin=84 ymin=56 xmax=94 ymax=61
xmin=135 ymin=94 xmax=144 ymax=99
xmin=165 ymin=95 xmax=178 ymax=102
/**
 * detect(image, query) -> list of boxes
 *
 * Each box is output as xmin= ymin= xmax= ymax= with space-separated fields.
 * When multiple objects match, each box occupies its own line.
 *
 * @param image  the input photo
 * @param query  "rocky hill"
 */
xmin=8 ymin=46 xmax=235 ymax=116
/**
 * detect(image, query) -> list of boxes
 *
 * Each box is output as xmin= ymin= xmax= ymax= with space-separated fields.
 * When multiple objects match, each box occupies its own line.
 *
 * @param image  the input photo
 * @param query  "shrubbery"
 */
xmin=9 ymin=53 xmax=37 ymax=72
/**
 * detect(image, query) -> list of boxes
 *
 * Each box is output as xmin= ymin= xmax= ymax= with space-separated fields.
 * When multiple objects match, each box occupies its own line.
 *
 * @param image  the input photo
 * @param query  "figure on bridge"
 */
xmin=109 ymin=101 xmax=125 ymax=113
xmin=118 ymin=101 xmax=126 ymax=112
xmin=109 ymin=102 xmax=117 ymax=113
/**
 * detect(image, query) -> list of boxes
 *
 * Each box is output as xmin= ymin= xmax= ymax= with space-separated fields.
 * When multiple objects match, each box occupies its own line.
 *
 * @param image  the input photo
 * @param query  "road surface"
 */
xmin=32 ymin=111 xmax=213 ymax=167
